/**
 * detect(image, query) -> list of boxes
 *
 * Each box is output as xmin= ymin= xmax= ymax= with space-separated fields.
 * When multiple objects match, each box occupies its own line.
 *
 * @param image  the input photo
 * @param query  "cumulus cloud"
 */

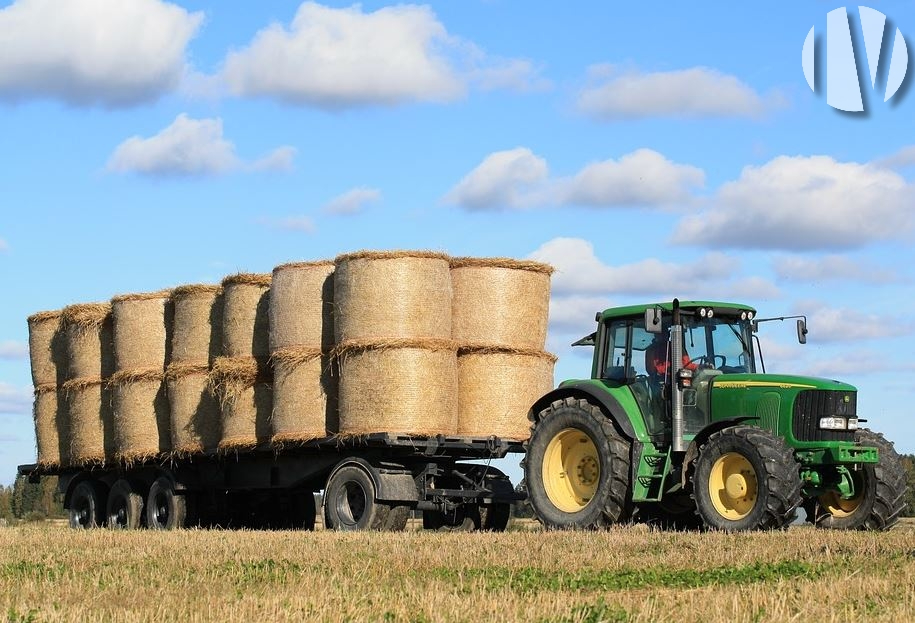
xmin=323 ymin=188 xmax=382 ymax=215
xmin=773 ymin=255 xmax=899 ymax=284
xmin=107 ymin=114 xmax=295 ymax=177
xmin=547 ymin=295 xmax=614 ymax=333
xmin=445 ymin=147 xmax=703 ymax=210
xmin=528 ymin=237 xmax=736 ymax=296
xmin=672 ymin=156 xmax=913 ymax=250
xmin=0 ymin=341 xmax=29 ymax=360
xmin=796 ymin=301 xmax=910 ymax=343
xmin=0 ymin=382 xmax=31 ymax=415
xmin=0 ymin=0 xmax=201 ymax=107
xmin=577 ymin=65 xmax=775 ymax=120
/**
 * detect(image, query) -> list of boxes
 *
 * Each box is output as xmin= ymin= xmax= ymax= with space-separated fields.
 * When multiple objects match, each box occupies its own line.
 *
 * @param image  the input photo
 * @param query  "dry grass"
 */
xmin=1 ymin=521 xmax=913 ymax=622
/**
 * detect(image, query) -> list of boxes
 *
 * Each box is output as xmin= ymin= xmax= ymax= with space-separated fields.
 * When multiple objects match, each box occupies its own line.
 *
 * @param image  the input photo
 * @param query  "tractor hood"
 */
xmin=710 ymin=373 xmax=857 ymax=393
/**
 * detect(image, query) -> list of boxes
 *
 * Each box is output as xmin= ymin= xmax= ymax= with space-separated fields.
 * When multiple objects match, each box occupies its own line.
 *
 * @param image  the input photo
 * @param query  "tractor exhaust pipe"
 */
xmin=670 ymin=299 xmax=686 ymax=452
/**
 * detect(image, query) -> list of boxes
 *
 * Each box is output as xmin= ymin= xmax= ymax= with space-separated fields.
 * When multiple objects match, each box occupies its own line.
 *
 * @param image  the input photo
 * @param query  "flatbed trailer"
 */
xmin=17 ymin=433 xmax=525 ymax=531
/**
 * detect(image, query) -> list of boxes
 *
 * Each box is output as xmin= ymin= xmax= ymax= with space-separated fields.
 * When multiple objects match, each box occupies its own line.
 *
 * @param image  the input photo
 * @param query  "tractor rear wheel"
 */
xmin=692 ymin=426 xmax=802 ymax=531
xmin=524 ymin=397 xmax=630 ymax=530
xmin=805 ymin=429 xmax=907 ymax=530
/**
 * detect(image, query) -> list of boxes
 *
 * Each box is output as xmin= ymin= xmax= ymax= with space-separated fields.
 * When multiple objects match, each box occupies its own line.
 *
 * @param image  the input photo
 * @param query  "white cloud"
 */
xmin=548 ymin=295 xmax=614 ymax=333
xmin=874 ymin=145 xmax=915 ymax=169
xmin=323 ymin=188 xmax=382 ymax=215
xmin=577 ymin=65 xmax=774 ymax=120
xmin=445 ymin=148 xmax=548 ymax=210
xmin=673 ymin=156 xmax=913 ymax=250
xmin=445 ymin=147 xmax=703 ymax=211
xmin=0 ymin=0 xmax=202 ymax=107
xmin=107 ymin=115 xmax=296 ymax=177
xmin=773 ymin=255 xmax=899 ymax=284
xmin=0 ymin=382 xmax=31 ymax=415
xmin=798 ymin=301 xmax=908 ymax=343
xmin=468 ymin=57 xmax=551 ymax=93
xmin=528 ymin=237 xmax=735 ymax=296
xmin=0 ymin=341 xmax=28 ymax=360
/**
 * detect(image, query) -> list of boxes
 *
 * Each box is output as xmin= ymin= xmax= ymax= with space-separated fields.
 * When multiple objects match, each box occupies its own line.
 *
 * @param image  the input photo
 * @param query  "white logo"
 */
xmin=803 ymin=6 xmax=909 ymax=112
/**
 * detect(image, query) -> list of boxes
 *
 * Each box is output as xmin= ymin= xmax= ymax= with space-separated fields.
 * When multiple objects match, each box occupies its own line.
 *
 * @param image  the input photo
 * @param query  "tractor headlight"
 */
xmin=819 ymin=417 xmax=858 ymax=430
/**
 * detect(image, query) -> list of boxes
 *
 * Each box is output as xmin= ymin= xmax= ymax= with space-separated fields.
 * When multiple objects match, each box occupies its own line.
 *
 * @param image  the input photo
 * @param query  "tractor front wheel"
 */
xmin=692 ymin=426 xmax=802 ymax=531
xmin=805 ymin=429 xmax=907 ymax=530
xmin=524 ymin=397 xmax=630 ymax=530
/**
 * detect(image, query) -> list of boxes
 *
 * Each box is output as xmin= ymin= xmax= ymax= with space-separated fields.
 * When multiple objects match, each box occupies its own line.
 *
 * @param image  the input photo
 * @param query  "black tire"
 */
xmin=323 ymin=464 xmax=391 ymax=531
xmin=635 ymin=491 xmax=701 ymax=531
xmin=423 ymin=506 xmax=479 ymax=531
xmin=382 ymin=505 xmax=411 ymax=532
xmin=479 ymin=503 xmax=512 ymax=531
xmin=692 ymin=426 xmax=801 ymax=531
xmin=805 ymin=429 xmax=907 ymax=530
xmin=146 ymin=477 xmax=187 ymax=530
xmin=106 ymin=479 xmax=144 ymax=530
xmin=524 ymin=397 xmax=631 ymax=530
xmin=69 ymin=480 xmax=107 ymax=530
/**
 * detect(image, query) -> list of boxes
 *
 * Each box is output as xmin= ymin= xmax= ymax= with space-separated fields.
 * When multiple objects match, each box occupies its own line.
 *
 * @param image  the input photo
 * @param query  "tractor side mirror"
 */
xmin=645 ymin=308 xmax=662 ymax=333
xmin=797 ymin=319 xmax=808 ymax=344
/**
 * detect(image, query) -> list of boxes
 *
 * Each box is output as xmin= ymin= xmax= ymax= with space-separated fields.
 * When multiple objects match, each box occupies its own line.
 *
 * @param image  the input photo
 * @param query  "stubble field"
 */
xmin=1 ymin=519 xmax=914 ymax=622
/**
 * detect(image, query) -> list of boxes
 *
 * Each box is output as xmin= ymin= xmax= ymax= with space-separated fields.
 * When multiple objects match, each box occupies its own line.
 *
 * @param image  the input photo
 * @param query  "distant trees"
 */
xmin=0 ymin=475 xmax=65 ymax=523
xmin=901 ymin=454 xmax=915 ymax=518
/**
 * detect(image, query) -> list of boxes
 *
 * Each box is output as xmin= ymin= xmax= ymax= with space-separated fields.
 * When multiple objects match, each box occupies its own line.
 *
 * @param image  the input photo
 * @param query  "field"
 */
xmin=2 ymin=520 xmax=914 ymax=622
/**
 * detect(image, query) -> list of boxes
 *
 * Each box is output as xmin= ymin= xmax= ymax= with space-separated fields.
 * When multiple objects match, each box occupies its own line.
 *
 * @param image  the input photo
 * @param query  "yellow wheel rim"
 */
xmin=542 ymin=428 xmax=600 ymax=513
xmin=708 ymin=452 xmax=758 ymax=520
xmin=819 ymin=474 xmax=864 ymax=518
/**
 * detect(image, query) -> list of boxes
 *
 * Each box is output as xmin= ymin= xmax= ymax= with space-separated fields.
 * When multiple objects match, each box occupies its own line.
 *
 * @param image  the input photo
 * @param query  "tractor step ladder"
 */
xmin=635 ymin=449 xmax=671 ymax=502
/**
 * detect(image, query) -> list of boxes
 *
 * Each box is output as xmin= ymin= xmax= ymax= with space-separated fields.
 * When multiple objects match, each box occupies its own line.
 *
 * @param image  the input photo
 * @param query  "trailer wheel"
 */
xmin=692 ymin=426 xmax=801 ymax=531
xmin=146 ymin=477 xmax=187 ymax=530
xmin=422 ymin=506 xmax=479 ymax=531
xmin=525 ymin=397 xmax=631 ymax=529
xmin=69 ymin=480 xmax=106 ymax=530
xmin=479 ymin=503 xmax=512 ymax=531
xmin=323 ymin=464 xmax=391 ymax=531
xmin=106 ymin=479 xmax=144 ymax=530
xmin=805 ymin=429 xmax=907 ymax=530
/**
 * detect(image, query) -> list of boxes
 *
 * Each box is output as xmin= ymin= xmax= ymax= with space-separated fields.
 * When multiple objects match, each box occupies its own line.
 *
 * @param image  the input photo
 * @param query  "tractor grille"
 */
xmin=792 ymin=390 xmax=856 ymax=442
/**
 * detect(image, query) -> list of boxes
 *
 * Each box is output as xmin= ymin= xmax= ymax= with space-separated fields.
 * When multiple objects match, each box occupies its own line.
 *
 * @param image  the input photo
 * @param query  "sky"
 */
xmin=1 ymin=1 xmax=914 ymax=486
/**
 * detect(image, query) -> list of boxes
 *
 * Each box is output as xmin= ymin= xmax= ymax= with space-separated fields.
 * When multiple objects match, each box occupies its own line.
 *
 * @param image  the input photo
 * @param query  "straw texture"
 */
xmin=33 ymin=384 xmax=66 ymax=468
xmin=112 ymin=291 xmax=172 ymax=371
xmin=457 ymin=346 xmax=556 ymax=440
xmin=210 ymin=356 xmax=272 ymax=450
xmin=271 ymin=347 xmax=336 ymax=443
xmin=221 ymin=274 xmax=271 ymax=361
xmin=110 ymin=369 xmax=170 ymax=461
xmin=269 ymin=261 xmax=335 ymax=351
xmin=334 ymin=251 xmax=452 ymax=342
xmin=62 ymin=378 xmax=109 ymax=465
xmin=27 ymin=310 xmax=67 ymax=386
xmin=165 ymin=363 xmax=220 ymax=454
xmin=451 ymin=257 xmax=553 ymax=350
xmin=62 ymin=304 xmax=114 ymax=380
xmin=170 ymin=285 xmax=223 ymax=365
xmin=336 ymin=338 xmax=457 ymax=436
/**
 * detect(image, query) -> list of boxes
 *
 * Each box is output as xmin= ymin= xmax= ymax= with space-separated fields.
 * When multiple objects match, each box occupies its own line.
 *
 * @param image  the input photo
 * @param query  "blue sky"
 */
xmin=1 ymin=1 xmax=914 ymax=485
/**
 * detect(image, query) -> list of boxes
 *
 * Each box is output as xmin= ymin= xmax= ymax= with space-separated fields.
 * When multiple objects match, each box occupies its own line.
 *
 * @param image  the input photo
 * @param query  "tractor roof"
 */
xmin=597 ymin=301 xmax=756 ymax=323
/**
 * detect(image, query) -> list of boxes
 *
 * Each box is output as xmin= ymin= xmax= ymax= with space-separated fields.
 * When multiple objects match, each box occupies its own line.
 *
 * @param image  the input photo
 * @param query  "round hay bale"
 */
xmin=210 ymin=356 xmax=272 ymax=450
xmin=27 ymin=310 xmax=67 ymax=386
xmin=450 ymin=257 xmax=554 ymax=350
xmin=271 ymin=347 xmax=336 ymax=445
xmin=170 ymin=285 xmax=223 ymax=365
xmin=334 ymin=251 xmax=452 ymax=342
xmin=166 ymin=363 xmax=220 ymax=455
xmin=221 ymin=273 xmax=271 ymax=361
xmin=111 ymin=291 xmax=172 ymax=372
xmin=33 ymin=384 xmax=67 ymax=468
xmin=61 ymin=303 xmax=114 ymax=380
xmin=110 ymin=369 xmax=170 ymax=462
xmin=335 ymin=338 xmax=457 ymax=436
xmin=457 ymin=345 xmax=557 ymax=440
xmin=269 ymin=261 xmax=335 ymax=351
xmin=62 ymin=377 xmax=110 ymax=465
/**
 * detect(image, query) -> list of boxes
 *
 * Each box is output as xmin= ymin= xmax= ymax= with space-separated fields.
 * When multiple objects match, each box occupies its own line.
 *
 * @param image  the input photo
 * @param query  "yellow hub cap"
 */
xmin=542 ymin=428 xmax=600 ymax=513
xmin=819 ymin=474 xmax=864 ymax=518
xmin=709 ymin=452 xmax=758 ymax=520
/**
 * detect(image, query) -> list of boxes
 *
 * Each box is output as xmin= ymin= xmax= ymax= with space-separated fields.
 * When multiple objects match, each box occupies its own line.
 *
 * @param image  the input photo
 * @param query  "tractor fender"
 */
xmin=680 ymin=416 xmax=759 ymax=488
xmin=528 ymin=381 xmax=637 ymax=441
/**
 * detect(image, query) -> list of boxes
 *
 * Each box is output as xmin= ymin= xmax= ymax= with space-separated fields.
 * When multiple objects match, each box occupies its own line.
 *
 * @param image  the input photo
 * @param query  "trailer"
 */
xmin=17 ymin=434 xmax=524 ymax=531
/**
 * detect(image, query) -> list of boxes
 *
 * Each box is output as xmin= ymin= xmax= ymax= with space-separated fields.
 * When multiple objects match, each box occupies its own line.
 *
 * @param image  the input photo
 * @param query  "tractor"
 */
xmin=523 ymin=300 xmax=907 ymax=531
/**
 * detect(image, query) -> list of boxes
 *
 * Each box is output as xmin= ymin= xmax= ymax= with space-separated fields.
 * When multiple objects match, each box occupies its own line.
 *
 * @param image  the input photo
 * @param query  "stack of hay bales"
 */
xmin=269 ymin=261 xmax=336 ymax=445
xmin=60 ymin=303 xmax=115 ymax=464
xmin=27 ymin=310 xmax=68 ymax=467
xmin=110 ymin=291 xmax=172 ymax=462
xmin=451 ymin=258 xmax=555 ymax=440
xmin=334 ymin=251 xmax=457 ymax=436
xmin=166 ymin=285 xmax=223 ymax=455
xmin=212 ymin=273 xmax=272 ymax=450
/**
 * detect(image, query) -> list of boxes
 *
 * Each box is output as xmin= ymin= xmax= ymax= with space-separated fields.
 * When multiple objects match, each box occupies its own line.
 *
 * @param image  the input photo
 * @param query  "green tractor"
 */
xmin=523 ymin=300 xmax=907 ymax=531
